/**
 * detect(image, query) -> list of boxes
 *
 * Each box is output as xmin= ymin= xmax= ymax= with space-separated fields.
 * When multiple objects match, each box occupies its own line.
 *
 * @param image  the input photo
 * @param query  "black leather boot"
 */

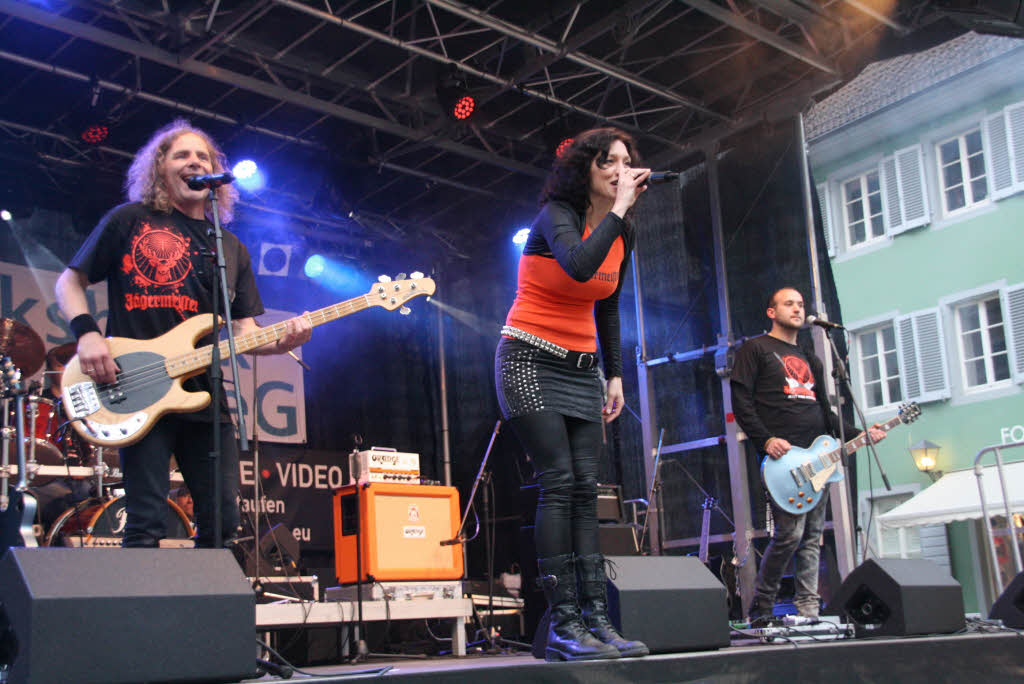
xmin=536 ymin=554 xmax=621 ymax=662
xmin=577 ymin=553 xmax=650 ymax=657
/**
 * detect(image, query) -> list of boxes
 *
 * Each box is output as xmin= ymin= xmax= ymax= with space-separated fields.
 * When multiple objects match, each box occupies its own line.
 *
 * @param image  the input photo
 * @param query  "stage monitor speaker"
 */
xmin=333 ymin=482 xmax=463 ymax=583
xmin=825 ymin=558 xmax=965 ymax=637
xmin=605 ymin=555 xmax=730 ymax=653
xmin=0 ymin=547 xmax=255 ymax=684
xmin=990 ymin=571 xmax=1024 ymax=628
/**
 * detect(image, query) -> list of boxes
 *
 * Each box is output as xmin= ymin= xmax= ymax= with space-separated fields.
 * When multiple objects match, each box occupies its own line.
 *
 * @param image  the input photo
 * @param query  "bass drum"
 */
xmin=46 ymin=496 xmax=194 ymax=547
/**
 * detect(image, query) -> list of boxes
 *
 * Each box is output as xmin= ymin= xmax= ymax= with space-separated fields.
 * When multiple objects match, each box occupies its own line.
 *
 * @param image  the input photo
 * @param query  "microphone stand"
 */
xmin=821 ymin=328 xmax=890 ymax=489
xmin=206 ymin=183 xmax=248 ymax=549
xmin=639 ymin=428 xmax=666 ymax=554
xmin=820 ymin=326 xmax=891 ymax=565
xmin=440 ymin=419 xmax=530 ymax=654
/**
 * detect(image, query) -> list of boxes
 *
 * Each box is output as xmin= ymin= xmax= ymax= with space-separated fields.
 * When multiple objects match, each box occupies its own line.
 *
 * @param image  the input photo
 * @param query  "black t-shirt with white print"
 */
xmin=730 ymin=334 xmax=855 ymax=451
xmin=70 ymin=202 xmax=264 ymax=419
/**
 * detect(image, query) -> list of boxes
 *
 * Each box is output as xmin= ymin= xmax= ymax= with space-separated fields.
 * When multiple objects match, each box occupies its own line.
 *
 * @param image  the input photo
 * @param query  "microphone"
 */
xmin=806 ymin=314 xmax=844 ymax=330
xmin=641 ymin=171 xmax=680 ymax=186
xmin=186 ymin=172 xmax=235 ymax=190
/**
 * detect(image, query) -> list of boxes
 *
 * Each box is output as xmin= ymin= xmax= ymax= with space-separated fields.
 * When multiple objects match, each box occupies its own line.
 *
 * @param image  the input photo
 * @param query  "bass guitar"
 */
xmin=761 ymin=402 xmax=921 ymax=515
xmin=61 ymin=274 xmax=435 ymax=449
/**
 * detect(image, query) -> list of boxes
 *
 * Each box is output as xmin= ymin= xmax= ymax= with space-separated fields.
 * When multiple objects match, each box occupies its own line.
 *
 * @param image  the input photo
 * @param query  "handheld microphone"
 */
xmin=186 ymin=172 xmax=235 ymax=190
xmin=641 ymin=171 xmax=680 ymax=186
xmin=806 ymin=314 xmax=844 ymax=330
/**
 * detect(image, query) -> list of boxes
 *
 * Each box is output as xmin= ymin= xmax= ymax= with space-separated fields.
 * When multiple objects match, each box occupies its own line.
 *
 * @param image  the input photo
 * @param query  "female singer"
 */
xmin=495 ymin=127 xmax=650 ymax=661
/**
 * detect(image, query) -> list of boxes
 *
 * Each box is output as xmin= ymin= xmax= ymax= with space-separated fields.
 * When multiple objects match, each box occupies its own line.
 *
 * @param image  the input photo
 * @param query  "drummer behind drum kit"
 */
xmin=0 ymin=318 xmax=194 ymax=549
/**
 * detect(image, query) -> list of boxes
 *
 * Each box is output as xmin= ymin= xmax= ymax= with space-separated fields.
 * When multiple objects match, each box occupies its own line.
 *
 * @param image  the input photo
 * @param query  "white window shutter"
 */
xmin=895 ymin=308 xmax=950 ymax=403
xmin=1006 ymin=102 xmax=1024 ymax=190
xmin=919 ymin=524 xmax=951 ymax=572
xmin=984 ymin=111 xmax=1015 ymax=199
xmin=881 ymin=155 xmax=903 ymax=233
xmin=1002 ymin=283 xmax=1024 ymax=384
xmin=893 ymin=144 xmax=929 ymax=233
xmin=816 ymin=182 xmax=835 ymax=257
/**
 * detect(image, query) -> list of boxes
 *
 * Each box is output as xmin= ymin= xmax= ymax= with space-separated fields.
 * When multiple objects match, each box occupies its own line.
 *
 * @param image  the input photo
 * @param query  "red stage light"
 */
xmin=452 ymin=95 xmax=475 ymax=121
xmin=555 ymin=137 xmax=574 ymax=157
xmin=80 ymin=124 xmax=109 ymax=144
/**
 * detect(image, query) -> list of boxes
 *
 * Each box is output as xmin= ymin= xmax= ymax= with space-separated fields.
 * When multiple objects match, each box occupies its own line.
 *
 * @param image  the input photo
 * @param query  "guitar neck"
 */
xmin=170 ymin=295 xmax=371 ymax=376
xmin=825 ymin=414 xmax=903 ymax=464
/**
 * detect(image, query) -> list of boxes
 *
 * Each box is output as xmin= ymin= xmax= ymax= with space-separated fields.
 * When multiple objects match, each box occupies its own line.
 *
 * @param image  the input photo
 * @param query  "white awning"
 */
xmin=877 ymin=460 xmax=1024 ymax=528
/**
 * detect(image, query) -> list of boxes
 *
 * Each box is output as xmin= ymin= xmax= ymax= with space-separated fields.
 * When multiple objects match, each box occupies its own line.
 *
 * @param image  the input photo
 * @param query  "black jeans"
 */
xmin=508 ymin=411 xmax=603 ymax=559
xmin=120 ymin=415 xmax=240 ymax=548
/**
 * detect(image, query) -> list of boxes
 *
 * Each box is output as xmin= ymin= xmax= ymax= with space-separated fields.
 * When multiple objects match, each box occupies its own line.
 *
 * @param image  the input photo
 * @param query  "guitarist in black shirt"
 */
xmin=730 ymin=287 xmax=886 ymax=621
xmin=54 ymin=120 xmax=311 ymax=548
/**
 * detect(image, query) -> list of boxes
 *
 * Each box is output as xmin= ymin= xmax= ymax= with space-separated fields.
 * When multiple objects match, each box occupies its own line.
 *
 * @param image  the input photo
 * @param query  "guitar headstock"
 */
xmin=898 ymin=402 xmax=921 ymax=425
xmin=366 ymin=272 xmax=436 ymax=313
xmin=702 ymin=496 xmax=717 ymax=510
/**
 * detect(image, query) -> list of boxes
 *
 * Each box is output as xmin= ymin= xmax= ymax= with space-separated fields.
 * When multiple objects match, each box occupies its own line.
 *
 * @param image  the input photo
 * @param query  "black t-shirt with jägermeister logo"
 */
xmin=70 ymin=202 xmax=264 ymax=419
xmin=730 ymin=334 xmax=857 ymax=451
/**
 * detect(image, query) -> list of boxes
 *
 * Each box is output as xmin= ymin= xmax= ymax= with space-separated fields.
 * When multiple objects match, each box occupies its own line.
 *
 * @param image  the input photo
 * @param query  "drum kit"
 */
xmin=1 ymin=318 xmax=193 ymax=548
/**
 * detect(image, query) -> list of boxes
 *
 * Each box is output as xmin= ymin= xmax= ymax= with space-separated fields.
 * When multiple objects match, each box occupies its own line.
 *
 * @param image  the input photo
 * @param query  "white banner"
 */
xmin=0 ymin=260 xmax=306 ymax=443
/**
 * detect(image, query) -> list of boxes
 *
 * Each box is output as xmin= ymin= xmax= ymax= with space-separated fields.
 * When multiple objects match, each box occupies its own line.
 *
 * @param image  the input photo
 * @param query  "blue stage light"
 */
xmin=0 ymin=210 xmax=11 ymax=222
xmin=232 ymin=159 xmax=264 ymax=192
xmin=233 ymin=160 xmax=257 ymax=179
xmin=304 ymin=254 xmax=326 ymax=279
xmin=512 ymin=227 xmax=531 ymax=246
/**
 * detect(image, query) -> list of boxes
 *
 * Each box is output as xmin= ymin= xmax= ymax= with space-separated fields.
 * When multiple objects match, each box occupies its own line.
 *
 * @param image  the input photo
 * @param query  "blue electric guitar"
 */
xmin=761 ymin=402 xmax=921 ymax=515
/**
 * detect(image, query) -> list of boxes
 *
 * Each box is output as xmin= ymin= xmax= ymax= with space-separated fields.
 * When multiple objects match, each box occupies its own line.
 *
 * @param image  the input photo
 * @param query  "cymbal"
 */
xmin=0 ymin=318 xmax=45 ymax=377
xmin=47 ymin=341 xmax=77 ymax=367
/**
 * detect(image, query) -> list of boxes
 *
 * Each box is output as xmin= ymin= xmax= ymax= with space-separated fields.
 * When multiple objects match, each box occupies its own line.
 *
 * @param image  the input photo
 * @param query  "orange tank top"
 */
xmin=504 ymin=225 xmax=624 ymax=352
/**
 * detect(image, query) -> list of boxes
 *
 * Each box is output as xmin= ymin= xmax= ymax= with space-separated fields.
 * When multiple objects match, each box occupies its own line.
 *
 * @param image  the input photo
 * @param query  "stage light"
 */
xmin=555 ymin=137 xmax=574 ymax=157
xmin=1 ymin=210 xmax=11 ymax=221
xmin=304 ymin=254 xmax=326 ymax=279
xmin=232 ymin=159 xmax=265 ymax=193
xmin=436 ymin=67 xmax=477 ymax=122
xmin=80 ymin=124 xmax=109 ymax=145
xmin=452 ymin=95 xmax=476 ymax=121
xmin=512 ymin=228 xmax=531 ymax=246
xmin=233 ymin=160 xmax=257 ymax=179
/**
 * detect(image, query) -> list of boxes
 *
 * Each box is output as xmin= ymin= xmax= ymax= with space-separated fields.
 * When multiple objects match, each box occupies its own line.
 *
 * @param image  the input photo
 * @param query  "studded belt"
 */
xmin=501 ymin=325 xmax=598 ymax=370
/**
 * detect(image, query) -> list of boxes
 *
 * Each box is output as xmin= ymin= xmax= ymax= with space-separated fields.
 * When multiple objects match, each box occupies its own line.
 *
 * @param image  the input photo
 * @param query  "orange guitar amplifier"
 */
xmin=332 ymin=482 xmax=464 ymax=584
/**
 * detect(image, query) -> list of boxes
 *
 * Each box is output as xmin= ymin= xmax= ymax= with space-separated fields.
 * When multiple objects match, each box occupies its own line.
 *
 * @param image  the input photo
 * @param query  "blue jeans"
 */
xmin=120 ymin=415 xmax=240 ymax=548
xmin=754 ymin=489 xmax=829 ymax=617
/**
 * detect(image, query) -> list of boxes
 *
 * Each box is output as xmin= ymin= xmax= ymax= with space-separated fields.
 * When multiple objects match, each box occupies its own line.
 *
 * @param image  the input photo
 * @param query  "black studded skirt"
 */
xmin=494 ymin=336 xmax=603 ymax=423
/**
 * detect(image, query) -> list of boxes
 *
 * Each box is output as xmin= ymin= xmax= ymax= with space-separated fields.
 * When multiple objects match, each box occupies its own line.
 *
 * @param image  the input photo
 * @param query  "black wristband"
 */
xmin=69 ymin=314 xmax=101 ymax=340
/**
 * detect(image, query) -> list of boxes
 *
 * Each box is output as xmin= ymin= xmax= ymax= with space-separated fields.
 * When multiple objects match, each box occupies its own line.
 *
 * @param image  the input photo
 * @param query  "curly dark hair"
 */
xmin=540 ymin=127 xmax=642 ymax=215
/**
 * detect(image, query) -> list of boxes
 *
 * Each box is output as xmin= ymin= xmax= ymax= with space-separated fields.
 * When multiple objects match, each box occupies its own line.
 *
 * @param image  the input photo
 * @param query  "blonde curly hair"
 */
xmin=125 ymin=118 xmax=238 ymax=223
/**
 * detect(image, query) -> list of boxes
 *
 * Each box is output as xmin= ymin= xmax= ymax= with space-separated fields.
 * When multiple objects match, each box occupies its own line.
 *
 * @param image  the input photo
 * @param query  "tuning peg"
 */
xmin=395 ymin=272 xmax=407 ymax=281
xmin=377 ymin=275 xmax=392 ymax=283
xmin=410 ymin=271 xmax=424 ymax=279
xmin=399 ymin=306 xmax=411 ymax=316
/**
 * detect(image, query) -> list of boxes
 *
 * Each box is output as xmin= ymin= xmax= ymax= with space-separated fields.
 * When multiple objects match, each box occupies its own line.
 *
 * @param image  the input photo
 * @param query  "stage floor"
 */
xmin=243 ymin=630 xmax=1024 ymax=683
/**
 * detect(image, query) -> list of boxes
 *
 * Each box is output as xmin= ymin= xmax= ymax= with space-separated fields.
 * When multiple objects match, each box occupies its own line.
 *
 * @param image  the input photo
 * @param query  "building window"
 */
xmin=937 ymin=128 xmax=988 ymax=215
xmin=842 ymin=171 xmax=885 ymax=247
xmin=955 ymin=296 xmax=1010 ymax=390
xmin=866 ymin=493 xmax=921 ymax=560
xmin=858 ymin=325 xmax=902 ymax=409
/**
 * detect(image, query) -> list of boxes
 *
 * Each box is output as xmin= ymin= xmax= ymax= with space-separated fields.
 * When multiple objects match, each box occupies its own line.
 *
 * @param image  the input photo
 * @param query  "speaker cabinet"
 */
xmin=606 ymin=555 xmax=730 ymax=653
xmin=825 ymin=558 xmax=965 ymax=637
xmin=0 ymin=548 xmax=255 ymax=684
xmin=332 ymin=483 xmax=463 ymax=583
xmin=990 ymin=571 xmax=1024 ymax=628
